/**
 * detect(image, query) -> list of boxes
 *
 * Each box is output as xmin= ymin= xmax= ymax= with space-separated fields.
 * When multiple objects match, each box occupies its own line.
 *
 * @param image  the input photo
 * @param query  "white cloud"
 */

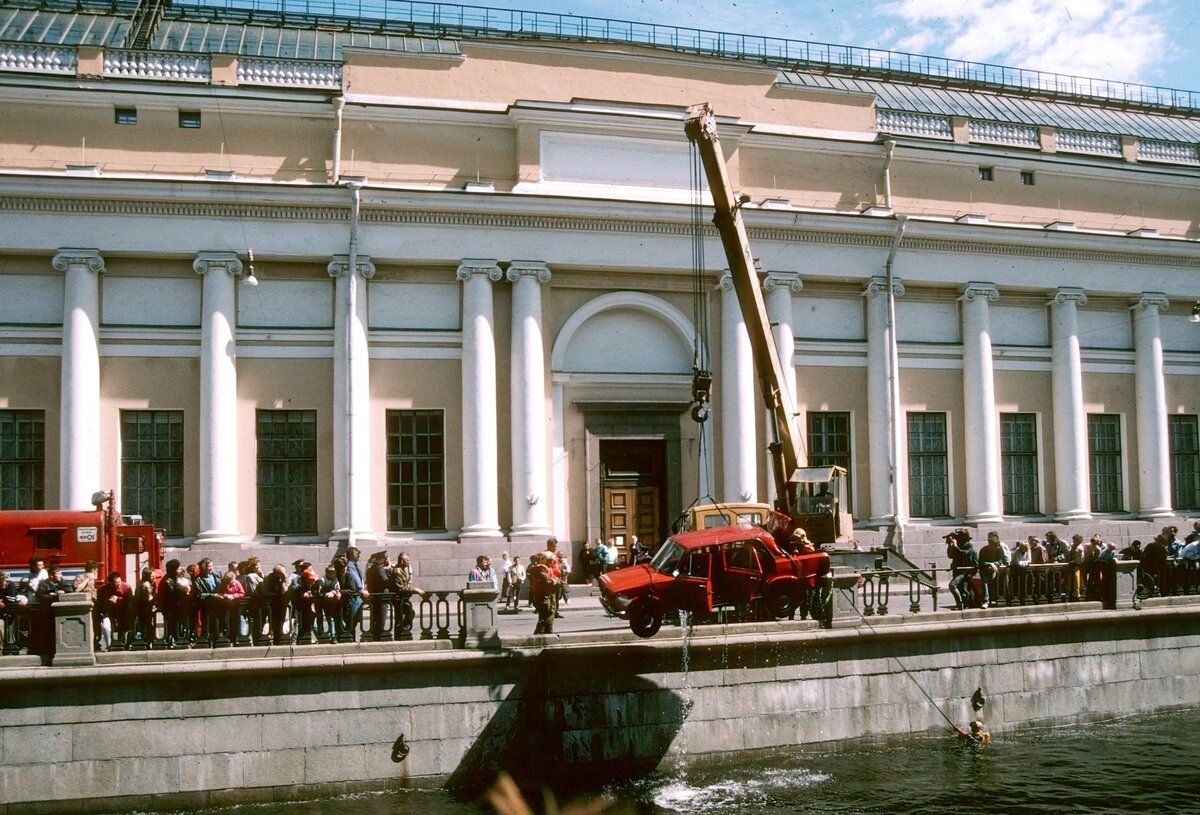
xmin=879 ymin=0 xmax=1168 ymax=82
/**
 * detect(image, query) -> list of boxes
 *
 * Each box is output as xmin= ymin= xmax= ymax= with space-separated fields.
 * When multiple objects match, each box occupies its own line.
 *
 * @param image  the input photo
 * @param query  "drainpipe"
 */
xmin=884 ymin=215 xmax=907 ymax=553
xmin=342 ymin=178 xmax=362 ymax=549
xmin=331 ymin=97 xmax=345 ymax=183
xmin=882 ymin=140 xmax=897 ymax=209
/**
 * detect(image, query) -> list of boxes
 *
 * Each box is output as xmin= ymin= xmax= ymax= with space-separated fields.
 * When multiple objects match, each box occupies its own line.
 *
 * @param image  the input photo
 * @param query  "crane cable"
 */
xmin=689 ymin=138 xmax=715 ymax=498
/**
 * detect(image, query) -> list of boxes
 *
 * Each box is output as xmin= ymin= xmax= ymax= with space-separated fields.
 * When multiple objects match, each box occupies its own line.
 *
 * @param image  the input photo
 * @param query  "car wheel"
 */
xmin=765 ymin=585 xmax=796 ymax=620
xmin=629 ymin=604 xmax=663 ymax=638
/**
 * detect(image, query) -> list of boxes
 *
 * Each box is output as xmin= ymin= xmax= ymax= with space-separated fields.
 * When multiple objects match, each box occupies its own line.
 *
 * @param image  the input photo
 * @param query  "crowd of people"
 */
xmin=945 ymin=522 xmax=1200 ymax=609
xmin=0 ymin=546 xmax=435 ymax=652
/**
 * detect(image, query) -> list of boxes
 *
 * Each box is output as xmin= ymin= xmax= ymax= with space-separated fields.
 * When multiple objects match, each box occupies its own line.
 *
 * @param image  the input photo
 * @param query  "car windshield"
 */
xmin=649 ymin=539 xmax=685 ymax=574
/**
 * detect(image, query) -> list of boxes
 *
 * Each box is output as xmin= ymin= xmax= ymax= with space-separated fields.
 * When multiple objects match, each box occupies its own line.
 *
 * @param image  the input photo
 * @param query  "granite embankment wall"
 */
xmin=2 ymin=599 xmax=1199 ymax=814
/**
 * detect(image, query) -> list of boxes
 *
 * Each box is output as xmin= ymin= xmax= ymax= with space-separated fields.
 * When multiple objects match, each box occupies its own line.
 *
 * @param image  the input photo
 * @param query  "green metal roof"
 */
xmin=782 ymin=71 xmax=1200 ymax=144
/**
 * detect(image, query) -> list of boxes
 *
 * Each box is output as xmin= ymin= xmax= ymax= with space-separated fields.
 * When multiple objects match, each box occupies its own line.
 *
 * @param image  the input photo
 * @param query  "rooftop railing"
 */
xmin=152 ymin=0 xmax=1200 ymax=112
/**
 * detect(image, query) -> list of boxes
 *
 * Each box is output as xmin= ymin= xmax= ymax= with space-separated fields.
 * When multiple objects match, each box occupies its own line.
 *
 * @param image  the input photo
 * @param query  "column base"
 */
xmin=194 ymin=530 xmax=245 ymax=545
xmin=1053 ymin=509 xmax=1092 ymax=522
xmin=327 ymin=527 xmax=378 ymax=546
xmin=1136 ymin=506 xmax=1175 ymax=520
xmin=964 ymin=512 xmax=1004 ymax=524
xmin=459 ymin=525 xmax=505 ymax=544
xmin=866 ymin=515 xmax=900 ymax=529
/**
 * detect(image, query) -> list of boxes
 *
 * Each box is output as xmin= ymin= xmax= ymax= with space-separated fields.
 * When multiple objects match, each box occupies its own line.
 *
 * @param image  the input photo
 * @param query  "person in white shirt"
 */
xmin=505 ymin=556 xmax=526 ymax=611
xmin=498 ymin=551 xmax=512 ymax=604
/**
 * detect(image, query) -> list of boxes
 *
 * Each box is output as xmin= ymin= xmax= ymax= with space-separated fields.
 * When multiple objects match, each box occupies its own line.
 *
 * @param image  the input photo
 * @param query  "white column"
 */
xmin=192 ymin=252 xmax=245 ymax=541
xmin=457 ymin=259 xmax=503 ymax=539
xmin=719 ymin=272 xmax=757 ymax=503
xmin=764 ymin=271 xmax=803 ymax=505
xmin=53 ymin=249 xmax=104 ymax=511
xmin=763 ymin=271 xmax=802 ymax=436
xmin=328 ymin=254 xmax=375 ymax=543
xmin=865 ymin=276 xmax=906 ymax=526
xmin=1050 ymin=287 xmax=1091 ymax=521
xmin=960 ymin=282 xmax=1003 ymax=523
xmin=551 ymin=383 xmax=570 ymax=541
xmin=1133 ymin=292 xmax=1172 ymax=518
xmin=507 ymin=260 xmax=552 ymax=537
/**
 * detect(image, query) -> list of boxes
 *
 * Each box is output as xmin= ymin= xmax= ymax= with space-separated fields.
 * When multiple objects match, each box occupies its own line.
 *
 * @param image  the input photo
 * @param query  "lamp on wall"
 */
xmin=1190 ymin=301 xmax=1200 ymax=324
xmin=243 ymin=248 xmax=259 ymax=287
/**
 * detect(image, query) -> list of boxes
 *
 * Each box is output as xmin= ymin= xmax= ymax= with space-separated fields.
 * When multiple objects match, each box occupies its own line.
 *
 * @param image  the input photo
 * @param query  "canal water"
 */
xmin=113 ymin=707 xmax=1200 ymax=815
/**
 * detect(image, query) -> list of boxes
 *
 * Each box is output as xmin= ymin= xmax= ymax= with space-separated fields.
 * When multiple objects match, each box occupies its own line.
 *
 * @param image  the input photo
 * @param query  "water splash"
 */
xmin=675 ymin=609 xmax=695 ymax=780
xmin=652 ymin=768 xmax=832 ymax=813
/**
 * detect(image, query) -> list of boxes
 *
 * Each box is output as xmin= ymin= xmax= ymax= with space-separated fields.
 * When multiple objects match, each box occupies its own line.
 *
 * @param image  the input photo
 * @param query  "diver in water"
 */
xmin=955 ymin=720 xmax=991 ymax=744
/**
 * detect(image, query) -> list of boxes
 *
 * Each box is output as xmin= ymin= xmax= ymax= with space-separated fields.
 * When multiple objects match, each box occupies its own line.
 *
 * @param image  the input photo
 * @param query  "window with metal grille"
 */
xmin=807 ymin=411 xmax=852 ymax=497
xmin=1169 ymin=414 xmax=1200 ymax=511
xmin=0 ymin=410 xmax=44 ymax=510
xmin=908 ymin=412 xmax=949 ymax=517
xmin=1000 ymin=413 xmax=1039 ymax=515
xmin=256 ymin=410 xmax=318 ymax=535
xmin=1087 ymin=414 xmax=1124 ymax=512
xmin=120 ymin=410 xmax=184 ymax=536
xmin=386 ymin=410 xmax=445 ymax=531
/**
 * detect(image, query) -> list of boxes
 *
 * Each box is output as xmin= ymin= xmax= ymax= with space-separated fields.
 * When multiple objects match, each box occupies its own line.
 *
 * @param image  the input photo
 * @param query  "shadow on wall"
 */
xmin=447 ymin=646 xmax=689 ymax=800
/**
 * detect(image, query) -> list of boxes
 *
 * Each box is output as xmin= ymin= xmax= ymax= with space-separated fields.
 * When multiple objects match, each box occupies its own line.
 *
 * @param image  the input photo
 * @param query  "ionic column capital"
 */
xmin=1050 ymin=287 xmax=1087 ymax=307
xmin=959 ymin=282 xmax=1000 ymax=303
xmin=1133 ymin=292 xmax=1170 ymax=312
xmin=716 ymin=271 xmax=734 ymax=291
xmin=763 ymin=271 xmax=803 ymax=294
xmin=192 ymin=252 xmax=244 ymax=277
xmin=505 ymin=260 xmax=552 ymax=284
xmin=456 ymin=259 xmax=503 ymax=283
xmin=53 ymin=249 xmax=105 ymax=274
xmin=327 ymin=255 xmax=376 ymax=279
xmin=864 ymin=275 xmax=905 ymax=297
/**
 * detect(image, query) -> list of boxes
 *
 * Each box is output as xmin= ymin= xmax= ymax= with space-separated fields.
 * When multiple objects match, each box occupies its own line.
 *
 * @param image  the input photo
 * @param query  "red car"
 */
xmin=599 ymin=525 xmax=830 ymax=637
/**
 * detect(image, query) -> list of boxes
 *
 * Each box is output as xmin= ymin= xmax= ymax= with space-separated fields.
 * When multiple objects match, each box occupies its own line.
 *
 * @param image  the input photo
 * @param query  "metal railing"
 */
xmin=1 ymin=589 xmax=468 ymax=656
xmin=149 ymin=0 xmax=1200 ymax=111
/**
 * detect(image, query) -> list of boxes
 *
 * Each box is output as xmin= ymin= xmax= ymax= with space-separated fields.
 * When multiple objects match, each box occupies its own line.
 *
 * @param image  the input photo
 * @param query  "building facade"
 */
xmin=1 ymin=2 xmax=1199 ymax=556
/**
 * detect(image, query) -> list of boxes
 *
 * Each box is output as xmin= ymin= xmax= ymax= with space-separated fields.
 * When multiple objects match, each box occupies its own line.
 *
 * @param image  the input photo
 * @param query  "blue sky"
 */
xmin=466 ymin=0 xmax=1199 ymax=92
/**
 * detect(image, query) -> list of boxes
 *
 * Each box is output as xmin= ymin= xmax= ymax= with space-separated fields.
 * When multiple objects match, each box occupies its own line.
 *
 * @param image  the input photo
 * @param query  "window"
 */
xmin=114 ymin=107 xmax=137 ymax=125
xmin=1169 ymin=415 xmax=1200 ymax=511
xmin=178 ymin=111 xmax=201 ymax=129
xmin=0 ymin=410 xmax=44 ymax=510
xmin=908 ymin=412 xmax=949 ymax=517
xmin=1000 ymin=413 xmax=1039 ymax=515
xmin=256 ymin=410 xmax=318 ymax=535
xmin=121 ymin=411 xmax=184 ymax=536
xmin=978 ymin=166 xmax=994 ymax=181
xmin=1020 ymin=170 xmax=1036 ymax=186
xmin=386 ymin=410 xmax=445 ymax=531
xmin=808 ymin=411 xmax=852 ymax=497
xmin=1087 ymin=414 xmax=1123 ymax=512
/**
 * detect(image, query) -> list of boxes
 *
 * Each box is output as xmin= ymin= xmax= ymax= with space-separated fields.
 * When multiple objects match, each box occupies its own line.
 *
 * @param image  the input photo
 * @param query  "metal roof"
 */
xmin=0 ymin=4 xmax=460 ymax=58
xmin=782 ymin=71 xmax=1200 ymax=144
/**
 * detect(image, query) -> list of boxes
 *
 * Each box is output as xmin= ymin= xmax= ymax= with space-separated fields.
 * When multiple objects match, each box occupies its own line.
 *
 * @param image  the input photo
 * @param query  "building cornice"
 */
xmin=1 ymin=185 xmax=1197 ymax=270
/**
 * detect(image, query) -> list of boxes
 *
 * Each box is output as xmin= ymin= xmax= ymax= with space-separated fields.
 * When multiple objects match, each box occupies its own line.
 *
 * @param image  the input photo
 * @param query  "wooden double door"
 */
xmin=600 ymin=439 xmax=666 ymax=563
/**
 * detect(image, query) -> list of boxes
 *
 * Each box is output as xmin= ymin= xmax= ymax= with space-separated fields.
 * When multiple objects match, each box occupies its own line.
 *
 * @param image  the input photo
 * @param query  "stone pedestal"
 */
xmin=828 ymin=571 xmax=864 ymax=628
xmin=52 ymin=592 xmax=95 ymax=666
xmin=463 ymin=585 xmax=500 ymax=649
xmin=1111 ymin=561 xmax=1140 ymax=610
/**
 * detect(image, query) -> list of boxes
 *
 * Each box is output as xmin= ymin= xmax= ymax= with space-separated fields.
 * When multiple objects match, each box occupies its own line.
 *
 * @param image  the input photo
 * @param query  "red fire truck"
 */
xmin=0 ymin=490 xmax=164 ymax=587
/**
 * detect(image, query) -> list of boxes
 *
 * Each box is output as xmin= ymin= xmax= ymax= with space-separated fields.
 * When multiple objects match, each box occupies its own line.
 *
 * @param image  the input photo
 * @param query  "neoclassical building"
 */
xmin=1 ymin=1 xmax=1198 ymax=561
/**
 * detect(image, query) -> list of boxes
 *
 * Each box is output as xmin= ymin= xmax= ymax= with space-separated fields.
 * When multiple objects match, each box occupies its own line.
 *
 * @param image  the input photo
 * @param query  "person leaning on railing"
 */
xmin=977 ymin=532 xmax=1009 ymax=609
xmin=945 ymin=529 xmax=978 ymax=610
xmin=389 ymin=552 xmax=426 ymax=638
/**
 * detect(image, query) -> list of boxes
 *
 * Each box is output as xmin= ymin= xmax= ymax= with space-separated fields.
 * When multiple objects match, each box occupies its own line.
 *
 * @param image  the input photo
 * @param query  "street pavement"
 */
xmin=494 ymin=586 xmax=631 ymax=636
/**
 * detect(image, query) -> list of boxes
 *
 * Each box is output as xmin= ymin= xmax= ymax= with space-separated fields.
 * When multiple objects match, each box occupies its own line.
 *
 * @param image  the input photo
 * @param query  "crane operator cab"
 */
xmin=790 ymin=466 xmax=851 ymax=545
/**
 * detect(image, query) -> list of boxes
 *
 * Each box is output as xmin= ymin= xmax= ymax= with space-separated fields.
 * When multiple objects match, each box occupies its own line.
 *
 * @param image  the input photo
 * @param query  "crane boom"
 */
xmin=684 ymin=103 xmax=801 ymax=519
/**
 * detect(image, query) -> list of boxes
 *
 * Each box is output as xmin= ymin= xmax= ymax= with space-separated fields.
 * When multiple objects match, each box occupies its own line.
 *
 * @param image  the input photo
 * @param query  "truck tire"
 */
xmin=764 ymin=584 xmax=797 ymax=620
xmin=629 ymin=603 xmax=663 ymax=638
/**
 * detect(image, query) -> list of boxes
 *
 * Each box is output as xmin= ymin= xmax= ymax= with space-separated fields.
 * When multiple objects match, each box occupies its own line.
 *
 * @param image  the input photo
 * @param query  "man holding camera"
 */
xmin=946 ymin=529 xmax=979 ymax=610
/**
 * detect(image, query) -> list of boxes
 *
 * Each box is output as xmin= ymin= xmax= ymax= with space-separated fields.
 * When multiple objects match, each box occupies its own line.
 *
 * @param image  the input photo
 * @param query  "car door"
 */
xmin=714 ymin=540 xmax=764 ymax=605
xmin=669 ymin=547 xmax=713 ymax=614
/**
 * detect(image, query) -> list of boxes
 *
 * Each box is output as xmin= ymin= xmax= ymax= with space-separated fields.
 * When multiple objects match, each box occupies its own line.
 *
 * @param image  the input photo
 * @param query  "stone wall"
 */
xmin=2 ymin=600 xmax=1198 ymax=814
